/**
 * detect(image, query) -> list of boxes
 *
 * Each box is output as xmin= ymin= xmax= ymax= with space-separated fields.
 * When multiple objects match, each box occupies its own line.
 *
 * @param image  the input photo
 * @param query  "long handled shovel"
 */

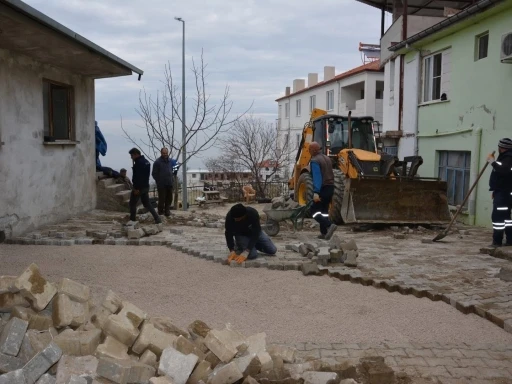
xmin=432 ymin=151 xmax=495 ymax=242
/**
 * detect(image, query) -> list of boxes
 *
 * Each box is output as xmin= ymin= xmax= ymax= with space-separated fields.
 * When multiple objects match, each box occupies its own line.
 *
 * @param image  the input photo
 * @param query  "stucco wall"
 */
xmin=0 ymin=48 xmax=96 ymax=238
xmin=409 ymin=6 xmax=512 ymax=227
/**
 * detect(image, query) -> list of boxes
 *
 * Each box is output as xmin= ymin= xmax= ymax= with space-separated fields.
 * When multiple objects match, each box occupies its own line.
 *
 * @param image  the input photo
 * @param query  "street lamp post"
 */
xmin=174 ymin=16 xmax=187 ymax=211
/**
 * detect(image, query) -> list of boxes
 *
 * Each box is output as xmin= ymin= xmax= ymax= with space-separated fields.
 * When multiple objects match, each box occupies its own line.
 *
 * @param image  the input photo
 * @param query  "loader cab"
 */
xmin=312 ymin=115 xmax=377 ymax=155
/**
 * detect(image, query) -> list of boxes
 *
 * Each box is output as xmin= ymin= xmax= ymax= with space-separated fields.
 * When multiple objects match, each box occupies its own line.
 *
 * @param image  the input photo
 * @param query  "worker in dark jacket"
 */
xmin=487 ymin=138 xmax=512 ymax=247
xmin=152 ymin=148 xmax=178 ymax=217
xmin=128 ymin=148 xmax=161 ymax=224
xmin=309 ymin=142 xmax=338 ymax=240
xmin=225 ymin=203 xmax=277 ymax=264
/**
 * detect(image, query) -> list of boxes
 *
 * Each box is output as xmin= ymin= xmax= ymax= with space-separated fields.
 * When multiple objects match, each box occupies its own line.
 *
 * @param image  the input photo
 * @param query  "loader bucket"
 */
xmin=340 ymin=177 xmax=451 ymax=225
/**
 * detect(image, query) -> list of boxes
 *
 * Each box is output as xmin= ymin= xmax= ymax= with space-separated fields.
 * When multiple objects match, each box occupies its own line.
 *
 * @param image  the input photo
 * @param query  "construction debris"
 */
xmin=270 ymin=196 xmax=299 ymax=210
xmin=0 ymin=264 xmax=398 ymax=384
xmin=289 ymin=235 xmax=360 ymax=269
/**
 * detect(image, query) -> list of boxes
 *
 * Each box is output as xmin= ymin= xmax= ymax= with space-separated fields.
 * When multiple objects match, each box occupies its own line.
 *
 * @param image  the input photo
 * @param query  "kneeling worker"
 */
xmin=225 ymin=203 xmax=277 ymax=264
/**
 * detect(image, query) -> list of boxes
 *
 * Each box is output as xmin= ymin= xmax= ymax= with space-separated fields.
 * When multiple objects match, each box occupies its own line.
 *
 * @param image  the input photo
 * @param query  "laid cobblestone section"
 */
xmin=4 ymin=210 xmax=512 ymax=339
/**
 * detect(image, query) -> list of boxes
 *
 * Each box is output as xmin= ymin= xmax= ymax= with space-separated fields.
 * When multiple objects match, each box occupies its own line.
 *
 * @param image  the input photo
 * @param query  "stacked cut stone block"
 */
xmin=1 ymin=264 xmax=396 ymax=384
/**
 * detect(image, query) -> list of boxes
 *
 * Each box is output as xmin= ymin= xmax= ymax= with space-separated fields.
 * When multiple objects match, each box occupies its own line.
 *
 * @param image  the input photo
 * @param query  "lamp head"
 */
xmin=175 ymin=17 xmax=183 ymax=21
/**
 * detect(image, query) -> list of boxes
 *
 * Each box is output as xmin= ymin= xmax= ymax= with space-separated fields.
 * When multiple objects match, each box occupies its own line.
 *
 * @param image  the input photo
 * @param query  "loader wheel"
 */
xmin=329 ymin=169 xmax=345 ymax=225
xmin=296 ymin=172 xmax=314 ymax=207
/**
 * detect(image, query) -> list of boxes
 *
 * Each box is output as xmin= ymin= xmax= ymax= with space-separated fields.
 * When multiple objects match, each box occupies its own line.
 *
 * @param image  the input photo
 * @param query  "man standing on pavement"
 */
xmin=152 ymin=148 xmax=178 ymax=217
xmin=487 ymin=138 xmax=512 ymax=247
xmin=225 ymin=203 xmax=277 ymax=264
xmin=128 ymin=148 xmax=161 ymax=224
xmin=309 ymin=141 xmax=337 ymax=240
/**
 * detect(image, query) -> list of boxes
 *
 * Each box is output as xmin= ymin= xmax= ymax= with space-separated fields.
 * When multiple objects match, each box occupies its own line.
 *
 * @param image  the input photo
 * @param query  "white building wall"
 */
xmin=400 ymin=51 xmax=421 ymax=159
xmin=0 ymin=48 xmax=96 ymax=238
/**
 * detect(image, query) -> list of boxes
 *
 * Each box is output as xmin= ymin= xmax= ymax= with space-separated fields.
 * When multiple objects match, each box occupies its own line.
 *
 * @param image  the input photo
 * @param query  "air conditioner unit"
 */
xmin=501 ymin=32 xmax=512 ymax=63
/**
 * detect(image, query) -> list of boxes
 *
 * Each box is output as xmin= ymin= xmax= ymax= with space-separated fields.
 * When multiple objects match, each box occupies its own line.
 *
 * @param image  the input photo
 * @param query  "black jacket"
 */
xmin=489 ymin=149 xmax=512 ymax=192
xmin=225 ymin=206 xmax=261 ymax=251
xmin=132 ymin=156 xmax=151 ymax=190
xmin=152 ymin=156 xmax=177 ymax=188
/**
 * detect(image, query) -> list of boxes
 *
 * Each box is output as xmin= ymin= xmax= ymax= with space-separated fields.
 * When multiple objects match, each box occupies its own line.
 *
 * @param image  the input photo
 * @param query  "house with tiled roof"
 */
xmin=275 ymin=61 xmax=384 ymax=178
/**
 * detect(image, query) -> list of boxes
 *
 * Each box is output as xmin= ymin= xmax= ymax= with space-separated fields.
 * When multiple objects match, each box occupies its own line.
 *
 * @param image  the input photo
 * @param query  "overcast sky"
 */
xmin=26 ymin=0 xmax=387 ymax=173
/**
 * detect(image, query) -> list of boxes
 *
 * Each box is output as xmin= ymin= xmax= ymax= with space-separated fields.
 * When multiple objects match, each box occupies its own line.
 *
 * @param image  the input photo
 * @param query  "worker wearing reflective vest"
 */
xmin=487 ymin=138 xmax=512 ymax=247
xmin=309 ymin=142 xmax=338 ymax=240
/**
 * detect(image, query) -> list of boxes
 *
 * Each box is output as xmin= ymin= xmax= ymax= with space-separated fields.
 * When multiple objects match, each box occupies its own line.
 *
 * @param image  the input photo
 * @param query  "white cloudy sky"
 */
xmin=26 ymin=0 xmax=388 ymax=172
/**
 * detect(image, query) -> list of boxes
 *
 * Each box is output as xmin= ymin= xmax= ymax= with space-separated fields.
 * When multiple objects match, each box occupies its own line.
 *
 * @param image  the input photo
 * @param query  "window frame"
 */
xmin=309 ymin=95 xmax=316 ymax=112
xmin=475 ymin=32 xmax=489 ymax=61
xmin=285 ymin=102 xmax=290 ymax=118
xmin=42 ymin=78 xmax=75 ymax=142
xmin=437 ymin=150 xmax=471 ymax=208
xmin=296 ymin=99 xmax=301 ymax=117
xmin=423 ymin=52 xmax=443 ymax=102
xmin=326 ymin=90 xmax=334 ymax=111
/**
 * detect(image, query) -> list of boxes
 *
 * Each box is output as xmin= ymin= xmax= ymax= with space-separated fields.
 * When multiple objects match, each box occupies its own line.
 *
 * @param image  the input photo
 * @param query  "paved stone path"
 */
xmin=280 ymin=342 xmax=512 ymax=383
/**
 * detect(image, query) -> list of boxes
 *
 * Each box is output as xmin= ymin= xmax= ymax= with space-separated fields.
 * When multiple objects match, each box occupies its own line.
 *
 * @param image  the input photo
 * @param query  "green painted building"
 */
xmin=390 ymin=0 xmax=512 ymax=227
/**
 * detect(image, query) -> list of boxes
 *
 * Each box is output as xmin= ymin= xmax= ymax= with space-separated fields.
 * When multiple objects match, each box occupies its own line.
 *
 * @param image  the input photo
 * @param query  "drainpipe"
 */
xmin=414 ymin=50 xmax=421 ymax=156
xmin=337 ymin=80 xmax=341 ymax=115
xmin=469 ymin=127 xmax=483 ymax=225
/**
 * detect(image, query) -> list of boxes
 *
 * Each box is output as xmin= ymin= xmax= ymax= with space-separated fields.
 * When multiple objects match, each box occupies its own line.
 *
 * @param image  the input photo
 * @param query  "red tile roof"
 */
xmin=275 ymin=60 xmax=382 ymax=102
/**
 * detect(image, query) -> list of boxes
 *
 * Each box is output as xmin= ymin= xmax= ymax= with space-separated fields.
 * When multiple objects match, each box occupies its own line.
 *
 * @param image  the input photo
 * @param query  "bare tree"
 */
xmin=122 ymin=50 xmax=251 ymax=207
xmin=208 ymin=116 xmax=290 ymax=199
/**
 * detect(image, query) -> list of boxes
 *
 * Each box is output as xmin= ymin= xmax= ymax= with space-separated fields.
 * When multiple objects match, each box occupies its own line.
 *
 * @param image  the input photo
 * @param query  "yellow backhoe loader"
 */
xmin=288 ymin=108 xmax=451 ymax=225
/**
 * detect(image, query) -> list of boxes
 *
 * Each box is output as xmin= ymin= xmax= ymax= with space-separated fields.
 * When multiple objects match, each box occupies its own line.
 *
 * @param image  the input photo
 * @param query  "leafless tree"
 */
xmin=208 ymin=116 xmax=290 ymax=199
xmin=122 ymin=50 xmax=251 ymax=207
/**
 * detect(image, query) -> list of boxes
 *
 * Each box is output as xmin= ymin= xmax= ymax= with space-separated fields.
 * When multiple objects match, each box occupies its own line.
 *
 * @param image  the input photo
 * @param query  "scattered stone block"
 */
xmin=496 ymin=266 xmax=512 ymax=282
xmin=242 ymin=377 xmax=259 ymax=384
xmin=11 ymin=306 xmax=36 ymax=322
xmin=36 ymin=374 xmax=56 ymax=384
xmin=0 ymin=352 xmax=24 ymax=374
xmin=204 ymin=351 xmax=221 ymax=370
xmin=127 ymin=228 xmax=145 ymax=239
xmin=340 ymin=239 xmax=357 ymax=252
xmin=246 ymin=333 xmax=266 ymax=355
xmin=101 ymin=291 xmax=122 ymax=314
xmin=55 ymin=355 xmax=98 ymax=384
xmin=256 ymin=352 xmax=273 ymax=372
xmin=13 ymin=264 xmax=58 ymax=311
xmin=139 ymin=350 xmax=158 ymax=369
xmin=158 ymin=347 xmax=198 ymax=384
xmin=233 ymin=354 xmax=261 ymax=377
xmin=90 ymin=306 xmax=111 ymax=330
xmin=174 ymin=335 xmax=205 ymax=360
xmin=19 ymin=329 xmax=57 ymax=362
xmin=208 ymin=361 xmax=243 ymax=384
xmin=393 ymin=234 xmax=405 ymax=240
xmin=298 ymin=245 xmax=309 ymax=257
xmin=302 ymin=263 xmax=319 ymax=276
xmin=187 ymin=360 xmax=212 ymax=384
xmin=28 ymin=311 xmax=54 ymax=331
xmin=132 ymin=321 xmax=177 ymax=356
xmin=188 ymin=320 xmax=211 ymax=339
xmin=149 ymin=317 xmax=189 ymax=338
xmin=267 ymin=345 xmax=296 ymax=364
xmin=344 ymin=251 xmax=358 ymax=267
xmin=204 ymin=330 xmax=238 ymax=363
xmin=118 ymin=302 xmax=146 ymax=329
xmin=0 ymin=369 xmax=26 ymax=384
xmin=58 ymin=279 xmax=90 ymax=303
xmin=150 ymin=377 xmax=173 ymax=384
xmin=0 ymin=292 xmax=31 ymax=312
xmin=0 ymin=317 xmax=29 ymax=356
xmin=23 ymin=342 xmax=62 ymax=384
xmin=125 ymin=221 xmax=140 ymax=229
xmin=301 ymin=371 xmax=338 ymax=384
xmin=103 ymin=314 xmax=140 ymax=347
xmin=329 ymin=249 xmax=342 ymax=263
xmin=52 ymin=294 xmax=88 ymax=328
xmin=421 ymin=238 xmax=433 ymax=244
xmin=0 ymin=277 xmax=17 ymax=295
xmin=97 ymin=357 xmax=155 ymax=384
xmin=95 ymin=336 xmax=130 ymax=361
xmin=54 ymin=329 xmax=101 ymax=356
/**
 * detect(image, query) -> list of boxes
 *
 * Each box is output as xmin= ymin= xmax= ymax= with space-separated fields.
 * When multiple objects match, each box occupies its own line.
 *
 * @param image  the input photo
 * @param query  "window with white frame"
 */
xmin=438 ymin=151 xmax=471 ymax=208
xmin=309 ymin=95 xmax=316 ymax=112
xmin=296 ymin=133 xmax=300 ymax=149
xmin=423 ymin=52 xmax=443 ymax=102
xmin=285 ymin=103 xmax=290 ymax=118
xmin=296 ymin=99 xmax=301 ymax=116
xmin=475 ymin=32 xmax=489 ymax=61
xmin=326 ymin=90 xmax=334 ymax=111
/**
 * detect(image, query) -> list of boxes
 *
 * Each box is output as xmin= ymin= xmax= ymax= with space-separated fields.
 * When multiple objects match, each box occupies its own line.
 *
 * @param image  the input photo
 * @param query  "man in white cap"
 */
xmin=487 ymin=138 xmax=512 ymax=247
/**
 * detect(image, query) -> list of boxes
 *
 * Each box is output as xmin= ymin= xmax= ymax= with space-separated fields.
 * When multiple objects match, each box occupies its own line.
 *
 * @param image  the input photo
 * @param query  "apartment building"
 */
xmin=276 ymin=62 xmax=384 ymax=177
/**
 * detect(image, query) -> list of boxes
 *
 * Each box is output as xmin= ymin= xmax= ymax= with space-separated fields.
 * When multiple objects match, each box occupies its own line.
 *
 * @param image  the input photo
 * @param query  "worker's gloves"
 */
xmin=487 ymin=153 xmax=495 ymax=164
xmin=227 ymin=250 xmax=237 ymax=263
xmin=313 ymin=193 xmax=321 ymax=203
xmin=235 ymin=250 xmax=249 ymax=264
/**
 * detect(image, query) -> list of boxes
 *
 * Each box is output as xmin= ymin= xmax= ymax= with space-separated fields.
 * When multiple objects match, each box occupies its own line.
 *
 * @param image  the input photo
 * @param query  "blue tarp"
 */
xmin=95 ymin=121 xmax=107 ymax=168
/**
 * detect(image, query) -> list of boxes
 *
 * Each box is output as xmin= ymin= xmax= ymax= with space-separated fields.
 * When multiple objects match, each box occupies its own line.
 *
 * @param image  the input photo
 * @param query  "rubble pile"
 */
xmin=0 ymin=264 xmax=401 ymax=384
xmin=122 ymin=222 xmax=164 ymax=240
xmin=270 ymin=197 xmax=299 ymax=211
xmin=287 ymin=235 xmax=359 ymax=272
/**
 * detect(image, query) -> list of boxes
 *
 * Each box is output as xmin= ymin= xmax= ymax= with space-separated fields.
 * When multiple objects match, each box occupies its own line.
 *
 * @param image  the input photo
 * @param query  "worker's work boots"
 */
xmin=325 ymin=224 xmax=338 ymax=241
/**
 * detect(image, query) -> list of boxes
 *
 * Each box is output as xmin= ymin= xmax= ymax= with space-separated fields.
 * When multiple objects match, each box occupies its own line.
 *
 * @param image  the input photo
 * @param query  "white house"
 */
xmin=186 ymin=169 xmax=253 ymax=189
xmin=0 ymin=0 xmax=143 ymax=239
xmin=276 ymin=61 xmax=384 ymax=177
xmin=355 ymin=0 xmax=471 ymax=158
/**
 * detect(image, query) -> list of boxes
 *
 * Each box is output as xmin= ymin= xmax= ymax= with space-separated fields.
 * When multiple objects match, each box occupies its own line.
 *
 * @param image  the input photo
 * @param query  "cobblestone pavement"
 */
xmin=4 ymin=209 xmax=512 ymax=336
xmin=280 ymin=342 xmax=512 ymax=383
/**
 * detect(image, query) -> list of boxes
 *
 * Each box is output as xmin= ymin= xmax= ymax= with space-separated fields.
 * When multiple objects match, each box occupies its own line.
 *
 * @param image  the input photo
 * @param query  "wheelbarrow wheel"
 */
xmin=264 ymin=219 xmax=280 ymax=236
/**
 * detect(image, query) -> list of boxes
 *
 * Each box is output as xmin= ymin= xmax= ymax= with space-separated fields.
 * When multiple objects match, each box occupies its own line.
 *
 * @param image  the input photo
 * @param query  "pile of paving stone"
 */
xmin=0 ymin=264 xmax=400 ymax=384
xmin=287 ymin=235 xmax=359 ymax=272
xmin=270 ymin=197 xmax=299 ymax=210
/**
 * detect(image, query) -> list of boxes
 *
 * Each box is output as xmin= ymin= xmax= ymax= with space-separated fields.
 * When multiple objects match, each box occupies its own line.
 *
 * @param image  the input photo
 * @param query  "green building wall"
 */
xmin=407 ymin=5 xmax=512 ymax=227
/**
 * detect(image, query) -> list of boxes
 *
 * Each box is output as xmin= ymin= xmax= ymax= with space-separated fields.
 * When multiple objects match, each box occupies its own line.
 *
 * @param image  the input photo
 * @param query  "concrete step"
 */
xmin=96 ymin=172 xmax=108 ymax=180
xmin=104 ymin=183 xmax=126 ymax=194
xmin=116 ymin=190 xmax=132 ymax=202
xmin=98 ymin=178 xmax=115 ymax=188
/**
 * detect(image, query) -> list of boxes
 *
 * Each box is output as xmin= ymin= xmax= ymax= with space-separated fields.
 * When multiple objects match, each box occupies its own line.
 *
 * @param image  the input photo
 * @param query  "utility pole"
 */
xmin=174 ymin=17 xmax=187 ymax=211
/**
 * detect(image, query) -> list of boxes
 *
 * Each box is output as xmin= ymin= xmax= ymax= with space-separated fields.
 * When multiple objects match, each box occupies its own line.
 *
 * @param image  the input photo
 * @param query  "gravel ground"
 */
xmin=2 ymin=244 xmax=511 ymax=345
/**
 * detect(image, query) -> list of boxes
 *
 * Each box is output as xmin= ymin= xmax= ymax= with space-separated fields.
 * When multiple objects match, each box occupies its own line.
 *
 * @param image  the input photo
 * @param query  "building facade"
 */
xmin=389 ymin=0 xmax=512 ymax=227
xmin=276 ymin=62 xmax=384 ymax=177
xmin=0 ymin=0 xmax=143 ymax=238
xmin=186 ymin=170 xmax=253 ymax=189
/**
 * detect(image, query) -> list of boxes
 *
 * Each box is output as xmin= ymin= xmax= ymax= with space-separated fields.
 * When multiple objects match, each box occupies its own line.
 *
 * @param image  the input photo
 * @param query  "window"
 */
xmin=296 ymin=134 xmax=300 ymax=149
xmin=285 ymin=103 xmax=290 ymax=118
xmin=279 ymin=105 xmax=282 ymax=118
xmin=200 ymin=173 xmax=205 ymax=181
xmin=423 ymin=53 xmax=442 ymax=102
xmin=360 ymin=89 xmax=365 ymax=100
xmin=309 ymin=95 xmax=316 ymax=112
xmin=475 ymin=32 xmax=489 ymax=60
xmin=389 ymin=59 xmax=395 ymax=92
xmin=438 ymin=151 xmax=471 ymax=208
xmin=284 ymin=133 xmax=289 ymax=147
xmin=192 ymin=174 xmax=197 ymax=178
xmin=296 ymin=99 xmax=301 ymax=116
xmin=376 ymin=89 xmax=383 ymax=99
xmin=326 ymin=90 xmax=334 ymax=111
xmin=43 ymin=80 xmax=74 ymax=141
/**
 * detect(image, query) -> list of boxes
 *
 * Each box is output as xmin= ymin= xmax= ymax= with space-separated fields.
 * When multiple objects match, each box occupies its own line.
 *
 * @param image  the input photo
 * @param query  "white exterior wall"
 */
xmin=400 ymin=51 xmax=421 ymax=159
xmin=0 ymin=48 xmax=96 ymax=238
xmin=277 ymin=70 xmax=384 ymax=176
